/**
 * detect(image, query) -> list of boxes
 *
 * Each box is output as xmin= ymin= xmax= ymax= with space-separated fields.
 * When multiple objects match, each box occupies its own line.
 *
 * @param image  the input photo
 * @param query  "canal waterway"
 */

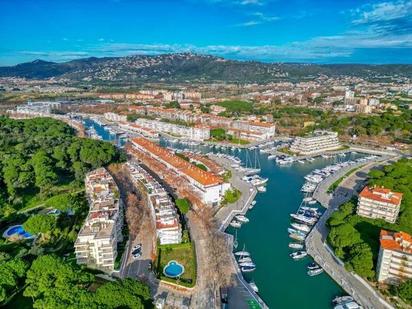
xmin=86 ymin=119 xmax=363 ymax=308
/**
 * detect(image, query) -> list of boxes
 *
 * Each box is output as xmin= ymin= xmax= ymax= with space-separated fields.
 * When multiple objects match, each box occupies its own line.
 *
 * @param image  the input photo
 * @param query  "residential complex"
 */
xmin=289 ymin=130 xmax=341 ymax=155
xmin=377 ymin=230 xmax=412 ymax=284
xmin=357 ymin=186 xmax=403 ymax=224
xmin=74 ymin=168 xmax=123 ymax=272
xmin=130 ymin=137 xmax=230 ymax=206
xmin=134 ymin=118 xmax=210 ymax=141
xmin=127 ymin=162 xmax=182 ymax=245
xmin=9 ymin=101 xmax=61 ymax=116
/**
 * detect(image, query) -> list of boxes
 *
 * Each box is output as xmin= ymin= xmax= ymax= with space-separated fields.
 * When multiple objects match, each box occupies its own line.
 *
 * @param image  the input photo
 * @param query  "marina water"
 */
xmin=85 ymin=119 xmax=365 ymax=308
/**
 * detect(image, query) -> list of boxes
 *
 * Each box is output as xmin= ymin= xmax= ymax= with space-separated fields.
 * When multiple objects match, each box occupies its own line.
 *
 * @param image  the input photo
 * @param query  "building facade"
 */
xmin=377 ymin=230 xmax=412 ymax=284
xmin=290 ymin=130 xmax=341 ymax=155
xmin=357 ymin=186 xmax=403 ymax=224
xmin=74 ymin=168 xmax=123 ymax=273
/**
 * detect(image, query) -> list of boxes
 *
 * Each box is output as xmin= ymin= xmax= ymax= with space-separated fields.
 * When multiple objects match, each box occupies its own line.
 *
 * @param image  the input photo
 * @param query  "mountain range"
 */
xmin=1 ymin=53 xmax=412 ymax=84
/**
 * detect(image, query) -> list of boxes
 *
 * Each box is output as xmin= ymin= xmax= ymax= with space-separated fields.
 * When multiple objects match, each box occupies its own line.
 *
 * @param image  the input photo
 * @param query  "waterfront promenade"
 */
xmin=306 ymin=155 xmax=398 ymax=309
xmin=211 ymin=154 xmax=268 ymax=309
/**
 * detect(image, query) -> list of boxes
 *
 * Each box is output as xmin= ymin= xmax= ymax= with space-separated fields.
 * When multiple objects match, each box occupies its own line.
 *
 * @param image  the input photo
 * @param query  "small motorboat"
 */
xmin=291 ymin=223 xmax=311 ymax=233
xmin=239 ymin=262 xmax=256 ymax=268
xmin=332 ymin=296 xmax=354 ymax=305
xmin=308 ymin=267 xmax=324 ymax=276
xmin=235 ymin=250 xmax=250 ymax=257
xmin=249 ymin=281 xmax=259 ymax=293
xmin=238 ymin=257 xmax=252 ymax=263
xmin=289 ymin=243 xmax=304 ymax=249
xmin=257 ymin=186 xmax=266 ymax=192
xmin=308 ymin=200 xmax=317 ymax=205
xmin=235 ymin=215 xmax=249 ymax=223
xmin=241 ymin=265 xmax=256 ymax=273
xmin=289 ymin=233 xmax=305 ymax=241
xmin=230 ymin=221 xmax=242 ymax=228
xmin=333 ymin=301 xmax=362 ymax=309
xmin=251 ymin=200 xmax=257 ymax=206
xmin=307 ymin=262 xmax=320 ymax=270
xmin=289 ymin=251 xmax=307 ymax=260
xmin=288 ymin=228 xmax=307 ymax=237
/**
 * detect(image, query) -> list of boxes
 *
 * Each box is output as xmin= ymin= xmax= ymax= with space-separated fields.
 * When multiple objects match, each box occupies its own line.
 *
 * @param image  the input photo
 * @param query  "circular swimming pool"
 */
xmin=2 ymin=225 xmax=33 ymax=239
xmin=163 ymin=260 xmax=185 ymax=278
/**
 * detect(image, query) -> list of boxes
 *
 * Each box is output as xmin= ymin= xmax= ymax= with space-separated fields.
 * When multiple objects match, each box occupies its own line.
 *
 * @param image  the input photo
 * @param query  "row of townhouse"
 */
xmin=130 ymin=137 xmax=231 ymax=207
xmin=74 ymin=168 xmax=124 ymax=273
xmin=126 ymin=162 xmax=182 ymax=245
xmin=289 ymin=130 xmax=342 ymax=155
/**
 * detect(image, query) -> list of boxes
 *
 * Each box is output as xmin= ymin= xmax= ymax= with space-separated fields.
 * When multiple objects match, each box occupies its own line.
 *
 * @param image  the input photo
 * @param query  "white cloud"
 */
xmin=352 ymin=0 xmax=412 ymax=24
xmin=234 ymin=11 xmax=279 ymax=27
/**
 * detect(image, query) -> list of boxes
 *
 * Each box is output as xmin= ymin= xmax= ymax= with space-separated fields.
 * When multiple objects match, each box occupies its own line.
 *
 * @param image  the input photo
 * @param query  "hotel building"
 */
xmin=357 ymin=186 xmax=403 ymax=224
xmin=130 ymin=137 xmax=230 ymax=206
xmin=377 ymin=230 xmax=412 ymax=284
xmin=126 ymin=162 xmax=182 ymax=245
xmin=74 ymin=168 xmax=123 ymax=272
xmin=290 ymin=130 xmax=341 ymax=155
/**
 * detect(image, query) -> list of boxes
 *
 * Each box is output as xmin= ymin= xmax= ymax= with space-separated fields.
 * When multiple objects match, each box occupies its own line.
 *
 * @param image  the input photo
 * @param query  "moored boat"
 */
xmin=289 ymin=233 xmax=305 ymax=241
xmin=308 ymin=267 xmax=324 ymax=276
xmin=241 ymin=265 xmax=256 ymax=273
xmin=235 ymin=215 xmax=249 ymax=223
xmin=332 ymin=296 xmax=354 ymax=305
xmin=291 ymin=223 xmax=311 ymax=233
xmin=289 ymin=251 xmax=307 ymax=260
xmin=230 ymin=221 xmax=242 ymax=228
xmin=288 ymin=243 xmax=304 ymax=249
xmin=249 ymin=281 xmax=259 ymax=293
xmin=235 ymin=250 xmax=250 ymax=257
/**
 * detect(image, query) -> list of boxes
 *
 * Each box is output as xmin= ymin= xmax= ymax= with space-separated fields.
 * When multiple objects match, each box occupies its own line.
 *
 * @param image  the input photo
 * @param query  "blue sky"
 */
xmin=1 ymin=0 xmax=412 ymax=65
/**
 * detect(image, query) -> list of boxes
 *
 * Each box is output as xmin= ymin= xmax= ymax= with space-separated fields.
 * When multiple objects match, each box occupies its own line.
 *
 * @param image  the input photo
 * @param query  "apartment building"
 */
xmin=14 ymin=101 xmax=61 ymax=115
xmin=357 ymin=186 xmax=403 ymax=223
xmin=126 ymin=162 xmax=182 ymax=245
xmin=377 ymin=230 xmax=412 ymax=284
xmin=104 ymin=112 xmax=127 ymax=122
xmin=131 ymin=137 xmax=230 ymax=206
xmin=290 ymin=130 xmax=341 ymax=155
xmin=135 ymin=118 xmax=210 ymax=141
xmin=74 ymin=168 xmax=123 ymax=273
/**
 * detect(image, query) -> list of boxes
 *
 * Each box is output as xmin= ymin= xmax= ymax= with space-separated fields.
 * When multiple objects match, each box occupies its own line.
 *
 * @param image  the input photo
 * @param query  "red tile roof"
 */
xmin=380 ymin=230 xmax=412 ymax=254
xmin=359 ymin=186 xmax=403 ymax=206
xmin=131 ymin=137 xmax=223 ymax=187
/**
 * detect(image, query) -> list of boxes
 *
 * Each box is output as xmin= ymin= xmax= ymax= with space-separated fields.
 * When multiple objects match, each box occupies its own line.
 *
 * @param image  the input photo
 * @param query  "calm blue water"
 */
xmin=86 ymin=125 xmax=359 ymax=308
xmin=5 ymin=225 xmax=32 ymax=238
xmin=164 ymin=260 xmax=185 ymax=277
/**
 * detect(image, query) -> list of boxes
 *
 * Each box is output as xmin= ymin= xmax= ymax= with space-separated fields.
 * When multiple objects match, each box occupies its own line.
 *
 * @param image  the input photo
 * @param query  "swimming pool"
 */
xmin=2 ymin=225 xmax=33 ymax=239
xmin=163 ymin=260 xmax=185 ymax=278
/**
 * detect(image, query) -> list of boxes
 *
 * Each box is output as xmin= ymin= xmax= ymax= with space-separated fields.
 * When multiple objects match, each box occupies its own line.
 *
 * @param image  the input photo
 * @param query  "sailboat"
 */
xmin=244 ymin=148 xmax=261 ymax=175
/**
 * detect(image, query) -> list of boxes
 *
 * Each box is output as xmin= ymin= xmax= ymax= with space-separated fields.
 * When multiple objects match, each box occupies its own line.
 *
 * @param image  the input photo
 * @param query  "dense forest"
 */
xmin=0 ymin=117 xmax=153 ymax=308
xmin=327 ymin=159 xmax=412 ymax=304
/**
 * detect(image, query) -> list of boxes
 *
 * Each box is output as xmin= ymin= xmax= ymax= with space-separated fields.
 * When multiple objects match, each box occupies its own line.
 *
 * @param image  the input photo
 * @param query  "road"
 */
xmin=306 ymin=155 xmax=398 ymax=309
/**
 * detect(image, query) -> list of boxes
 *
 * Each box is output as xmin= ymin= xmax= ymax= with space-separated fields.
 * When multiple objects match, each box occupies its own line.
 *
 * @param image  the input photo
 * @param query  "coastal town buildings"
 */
xmin=134 ymin=118 xmax=210 ymax=141
xmin=289 ymin=130 xmax=341 ymax=155
xmin=104 ymin=112 xmax=127 ymax=122
xmin=377 ymin=230 xmax=412 ymax=284
xmin=11 ymin=101 xmax=61 ymax=115
xmin=74 ymin=168 xmax=123 ymax=272
xmin=130 ymin=137 xmax=230 ymax=206
xmin=126 ymin=162 xmax=182 ymax=245
xmin=357 ymin=186 xmax=403 ymax=224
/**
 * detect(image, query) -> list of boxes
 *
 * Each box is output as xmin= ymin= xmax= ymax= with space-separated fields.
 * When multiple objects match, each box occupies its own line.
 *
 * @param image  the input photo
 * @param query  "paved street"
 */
xmin=306 ymin=155 xmax=398 ymax=309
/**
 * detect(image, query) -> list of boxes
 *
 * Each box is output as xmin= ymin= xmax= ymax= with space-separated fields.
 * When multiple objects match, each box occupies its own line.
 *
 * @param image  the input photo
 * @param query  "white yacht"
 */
xmin=235 ymin=215 xmax=249 ymax=223
xmin=230 ymin=221 xmax=242 ymax=228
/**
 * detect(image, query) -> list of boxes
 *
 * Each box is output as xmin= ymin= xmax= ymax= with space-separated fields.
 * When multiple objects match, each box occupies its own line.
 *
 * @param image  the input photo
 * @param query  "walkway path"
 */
xmin=306 ymin=155 xmax=398 ymax=309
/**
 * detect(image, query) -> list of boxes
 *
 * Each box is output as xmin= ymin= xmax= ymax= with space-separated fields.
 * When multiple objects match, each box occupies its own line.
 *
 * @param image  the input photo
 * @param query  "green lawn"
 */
xmin=156 ymin=242 xmax=196 ymax=287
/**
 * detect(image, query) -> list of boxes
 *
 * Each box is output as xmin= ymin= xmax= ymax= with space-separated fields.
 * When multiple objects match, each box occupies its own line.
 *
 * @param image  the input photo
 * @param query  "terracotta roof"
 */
xmin=359 ymin=186 xmax=403 ymax=206
xmin=131 ymin=137 xmax=223 ymax=187
xmin=248 ymin=121 xmax=275 ymax=128
xmin=380 ymin=230 xmax=412 ymax=254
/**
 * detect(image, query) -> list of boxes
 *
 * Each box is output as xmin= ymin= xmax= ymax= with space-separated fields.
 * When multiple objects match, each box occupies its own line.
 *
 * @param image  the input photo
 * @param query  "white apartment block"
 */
xmin=377 ymin=230 xmax=412 ymax=284
xmin=290 ymin=130 xmax=341 ymax=155
xmin=74 ymin=168 xmax=123 ymax=272
xmin=126 ymin=162 xmax=182 ymax=245
xmin=14 ymin=101 xmax=61 ymax=115
xmin=136 ymin=118 xmax=210 ymax=141
xmin=357 ymin=186 xmax=403 ymax=224
xmin=104 ymin=112 xmax=127 ymax=122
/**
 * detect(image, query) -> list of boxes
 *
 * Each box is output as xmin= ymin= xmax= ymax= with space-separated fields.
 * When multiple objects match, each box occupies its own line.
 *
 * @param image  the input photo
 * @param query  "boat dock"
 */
xmin=211 ymin=154 xmax=269 ymax=309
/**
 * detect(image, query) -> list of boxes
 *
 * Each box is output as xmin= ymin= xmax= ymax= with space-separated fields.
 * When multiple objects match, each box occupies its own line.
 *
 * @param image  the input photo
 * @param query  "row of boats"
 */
xmin=234 ymin=249 xmax=256 ymax=273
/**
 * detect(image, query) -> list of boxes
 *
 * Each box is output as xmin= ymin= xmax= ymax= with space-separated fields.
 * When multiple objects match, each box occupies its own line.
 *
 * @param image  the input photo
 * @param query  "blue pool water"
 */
xmin=3 ymin=225 xmax=33 ymax=239
xmin=163 ymin=260 xmax=185 ymax=277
